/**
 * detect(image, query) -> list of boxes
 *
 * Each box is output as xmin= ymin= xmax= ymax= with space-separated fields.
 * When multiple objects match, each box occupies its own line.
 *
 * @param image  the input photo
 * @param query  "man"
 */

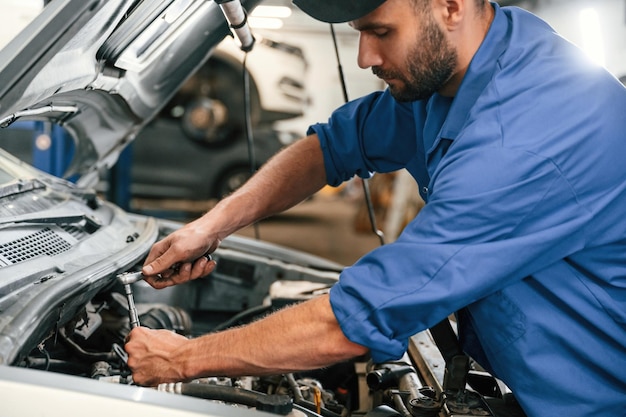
xmin=125 ymin=0 xmax=626 ymax=415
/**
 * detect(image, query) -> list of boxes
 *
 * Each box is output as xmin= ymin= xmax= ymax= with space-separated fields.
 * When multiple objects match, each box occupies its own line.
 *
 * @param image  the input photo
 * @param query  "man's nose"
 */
xmin=357 ymin=35 xmax=382 ymax=69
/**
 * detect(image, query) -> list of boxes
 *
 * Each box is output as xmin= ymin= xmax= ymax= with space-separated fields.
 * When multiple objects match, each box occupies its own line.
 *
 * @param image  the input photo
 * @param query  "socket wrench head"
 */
xmin=117 ymin=271 xmax=144 ymax=285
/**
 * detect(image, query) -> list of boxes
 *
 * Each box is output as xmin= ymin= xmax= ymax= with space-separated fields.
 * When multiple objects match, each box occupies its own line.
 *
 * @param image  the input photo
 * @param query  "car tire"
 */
xmin=213 ymin=165 xmax=254 ymax=199
xmin=178 ymin=58 xmax=261 ymax=148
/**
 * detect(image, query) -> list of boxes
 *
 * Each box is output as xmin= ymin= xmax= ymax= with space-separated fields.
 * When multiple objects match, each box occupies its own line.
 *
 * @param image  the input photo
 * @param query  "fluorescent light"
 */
xmin=249 ymin=17 xmax=283 ymax=29
xmin=250 ymin=5 xmax=292 ymax=18
xmin=579 ymin=7 xmax=606 ymax=66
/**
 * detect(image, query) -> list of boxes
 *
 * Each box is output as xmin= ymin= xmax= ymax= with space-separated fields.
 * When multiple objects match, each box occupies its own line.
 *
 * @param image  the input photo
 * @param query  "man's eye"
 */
xmin=373 ymin=30 xmax=388 ymax=37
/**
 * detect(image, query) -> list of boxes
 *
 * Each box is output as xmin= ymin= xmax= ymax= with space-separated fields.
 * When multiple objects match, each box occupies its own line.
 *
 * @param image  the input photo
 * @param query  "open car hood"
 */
xmin=0 ymin=0 xmax=261 ymax=188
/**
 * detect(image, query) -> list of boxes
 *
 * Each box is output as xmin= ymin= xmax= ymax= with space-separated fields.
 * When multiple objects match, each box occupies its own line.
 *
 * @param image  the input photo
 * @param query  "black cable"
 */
xmin=37 ymin=345 xmax=51 ymax=372
xmin=243 ymin=53 xmax=261 ymax=240
xmin=243 ymin=54 xmax=257 ymax=178
xmin=329 ymin=25 xmax=349 ymax=103
xmin=179 ymin=383 xmax=293 ymax=415
xmin=58 ymin=327 xmax=117 ymax=361
xmin=329 ymin=24 xmax=385 ymax=246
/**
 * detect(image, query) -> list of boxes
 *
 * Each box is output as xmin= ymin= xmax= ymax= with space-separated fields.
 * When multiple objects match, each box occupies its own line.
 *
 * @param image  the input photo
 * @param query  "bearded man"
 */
xmin=125 ymin=1 xmax=626 ymax=416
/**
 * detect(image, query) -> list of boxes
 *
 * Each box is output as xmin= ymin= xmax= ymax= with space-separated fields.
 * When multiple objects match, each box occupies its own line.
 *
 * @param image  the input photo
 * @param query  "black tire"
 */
xmin=173 ymin=58 xmax=261 ymax=148
xmin=213 ymin=166 xmax=254 ymax=199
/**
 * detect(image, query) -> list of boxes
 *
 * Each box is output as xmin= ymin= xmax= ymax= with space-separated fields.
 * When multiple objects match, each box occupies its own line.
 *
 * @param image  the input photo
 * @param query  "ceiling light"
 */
xmin=250 ymin=5 xmax=292 ymax=18
xmin=249 ymin=17 xmax=283 ymax=29
xmin=578 ymin=7 xmax=606 ymax=66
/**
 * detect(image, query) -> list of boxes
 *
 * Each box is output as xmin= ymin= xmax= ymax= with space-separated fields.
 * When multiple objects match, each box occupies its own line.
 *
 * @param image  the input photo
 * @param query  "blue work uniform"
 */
xmin=309 ymin=3 xmax=626 ymax=416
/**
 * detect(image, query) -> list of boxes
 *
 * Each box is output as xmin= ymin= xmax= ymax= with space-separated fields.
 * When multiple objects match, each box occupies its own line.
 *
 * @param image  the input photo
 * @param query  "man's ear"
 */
xmin=434 ymin=0 xmax=465 ymax=30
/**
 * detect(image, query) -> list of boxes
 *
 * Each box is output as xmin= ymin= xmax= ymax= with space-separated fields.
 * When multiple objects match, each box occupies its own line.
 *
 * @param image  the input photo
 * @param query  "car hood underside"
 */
xmin=0 ymin=0 xmax=261 ymax=187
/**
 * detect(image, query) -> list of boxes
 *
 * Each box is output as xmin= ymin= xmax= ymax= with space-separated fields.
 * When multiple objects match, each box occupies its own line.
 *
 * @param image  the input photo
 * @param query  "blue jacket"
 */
xmin=310 ymin=3 xmax=626 ymax=416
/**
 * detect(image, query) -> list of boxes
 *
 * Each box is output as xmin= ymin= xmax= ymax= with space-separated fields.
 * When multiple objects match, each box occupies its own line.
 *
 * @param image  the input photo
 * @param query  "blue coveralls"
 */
xmin=309 ymin=3 xmax=626 ymax=416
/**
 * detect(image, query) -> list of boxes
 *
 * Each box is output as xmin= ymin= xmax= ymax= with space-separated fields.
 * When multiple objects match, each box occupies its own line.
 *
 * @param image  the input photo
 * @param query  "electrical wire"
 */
xmin=242 ymin=53 xmax=261 ymax=240
xmin=329 ymin=24 xmax=385 ymax=246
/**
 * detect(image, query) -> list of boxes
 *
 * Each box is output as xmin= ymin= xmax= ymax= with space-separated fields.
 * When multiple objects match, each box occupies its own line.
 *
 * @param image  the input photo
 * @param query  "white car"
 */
xmin=0 ymin=1 xmax=521 ymax=416
xmin=0 ymin=0 xmax=309 ymax=201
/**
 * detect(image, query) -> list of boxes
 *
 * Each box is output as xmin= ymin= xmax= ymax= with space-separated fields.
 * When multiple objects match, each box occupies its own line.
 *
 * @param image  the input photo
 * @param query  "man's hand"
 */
xmin=141 ymin=218 xmax=219 ymax=289
xmin=125 ymin=327 xmax=191 ymax=386
xmin=124 ymin=295 xmax=368 ymax=385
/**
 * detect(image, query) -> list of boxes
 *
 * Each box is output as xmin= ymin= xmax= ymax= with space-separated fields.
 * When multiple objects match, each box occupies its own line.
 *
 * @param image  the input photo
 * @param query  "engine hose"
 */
xmin=160 ymin=383 xmax=293 ymax=415
xmin=292 ymin=403 xmax=327 ymax=417
xmin=285 ymin=373 xmax=306 ymax=403
xmin=23 ymin=358 xmax=87 ymax=375
xmin=367 ymin=366 xmax=414 ymax=391
xmin=390 ymin=391 xmax=412 ymax=417
xmin=58 ymin=327 xmax=118 ymax=361
xmin=293 ymin=399 xmax=342 ymax=417
xmin=285 ymin=373 xmax=342 ymax=417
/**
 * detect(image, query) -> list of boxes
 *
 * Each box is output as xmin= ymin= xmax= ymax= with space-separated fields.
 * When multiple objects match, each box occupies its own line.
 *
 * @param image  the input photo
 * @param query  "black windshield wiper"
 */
xmin=0 ymin=212 xmax=101 ymax=233
xmin=0 ymin=179 xmax=46 ymax=199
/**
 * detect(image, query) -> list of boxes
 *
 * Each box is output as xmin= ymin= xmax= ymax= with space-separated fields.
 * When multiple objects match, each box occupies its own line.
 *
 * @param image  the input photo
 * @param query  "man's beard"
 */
xmin=373 ymin=13 xmax=457 ymax=102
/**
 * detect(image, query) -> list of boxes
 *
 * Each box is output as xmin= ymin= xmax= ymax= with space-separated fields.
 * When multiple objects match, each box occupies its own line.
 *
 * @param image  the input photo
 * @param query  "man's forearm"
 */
xmin=180 ymin=294 xmax=368 ymax=379
xmin=206 ymin=134 xmax=328 ymax=238
xmin=126 ymin=294 xmax=368 ymax=385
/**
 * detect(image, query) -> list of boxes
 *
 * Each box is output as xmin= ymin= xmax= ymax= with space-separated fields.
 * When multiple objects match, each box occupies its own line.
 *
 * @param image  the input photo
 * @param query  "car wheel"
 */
xmin=175 ymin=58 xmax=261 ymax=148
xmin=214 ymin=166 xmax=254 ymax=199
xmin=181 ymin=96 xmax=233 ymax=146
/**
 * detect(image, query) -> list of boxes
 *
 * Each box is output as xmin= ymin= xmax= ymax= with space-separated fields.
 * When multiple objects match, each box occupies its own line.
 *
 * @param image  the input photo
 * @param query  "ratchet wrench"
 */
xmin=116 ymin=271 xmax=144 ymax=329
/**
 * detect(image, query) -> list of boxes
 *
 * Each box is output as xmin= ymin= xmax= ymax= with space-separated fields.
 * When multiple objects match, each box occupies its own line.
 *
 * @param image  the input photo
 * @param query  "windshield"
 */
xmin=0 ymin=168 xmax=15 ymax=186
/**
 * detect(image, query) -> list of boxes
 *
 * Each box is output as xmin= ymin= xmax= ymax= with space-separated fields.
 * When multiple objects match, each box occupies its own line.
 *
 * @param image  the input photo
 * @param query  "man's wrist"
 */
xmin=177 ymin=337 xmax=204 ymax=381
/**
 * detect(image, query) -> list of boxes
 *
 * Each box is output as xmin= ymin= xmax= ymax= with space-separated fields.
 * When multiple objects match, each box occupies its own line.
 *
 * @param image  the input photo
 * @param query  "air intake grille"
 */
xmin=61 ymin=225 xmax=88 ymax=240
xmin=0 ymin=227 xmax=73 ymax=266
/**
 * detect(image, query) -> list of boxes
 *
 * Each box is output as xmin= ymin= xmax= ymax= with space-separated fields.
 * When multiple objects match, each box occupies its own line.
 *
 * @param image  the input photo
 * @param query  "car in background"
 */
xmin=0 ymin=1 xmax=523 ymax=416
xmin=169 ymin=32 xmax=308 ymax=148
xmin=0 ymin=121 xmax=298 ymax=202
xmin=126 ymin=31 xmax=307 ymax=201
xmin=0 ymin=3 xmax=308 ymax=202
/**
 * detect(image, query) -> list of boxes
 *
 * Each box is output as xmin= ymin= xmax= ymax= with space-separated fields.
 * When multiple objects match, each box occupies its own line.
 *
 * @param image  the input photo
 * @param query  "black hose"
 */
xmin=242 ymin=52 xmax=260 ymax=240
xmin=23 ymin=358 xmax=86 ymax=375
xmin=58 ymin=327 xmax=118 ymax=361
xmin=367 ymin=366 xmax=414 ymax=391
xmin=179 ymin=384 xmax=293 ymax=415
xmin=390 ymin=392 xmax=412 ymax=417
xmin=285 ymin=373 xmax=343 ymax=417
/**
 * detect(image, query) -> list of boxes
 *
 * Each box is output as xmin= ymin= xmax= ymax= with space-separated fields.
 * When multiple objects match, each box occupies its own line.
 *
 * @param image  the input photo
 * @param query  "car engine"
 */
xmin=0 ymin=170 xmax=519 ymax=417
xmin=11 ymin=221 xmax=459 ymax=417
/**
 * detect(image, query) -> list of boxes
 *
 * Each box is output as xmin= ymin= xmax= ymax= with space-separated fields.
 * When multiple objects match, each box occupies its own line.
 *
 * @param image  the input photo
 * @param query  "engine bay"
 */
xmin=10 ymin=224 xmax=520 ymax=417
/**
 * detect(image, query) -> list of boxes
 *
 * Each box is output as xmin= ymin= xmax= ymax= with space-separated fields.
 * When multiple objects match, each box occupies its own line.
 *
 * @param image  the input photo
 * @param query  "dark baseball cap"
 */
xmin=292 ymin=0 xmax=387 ymax=23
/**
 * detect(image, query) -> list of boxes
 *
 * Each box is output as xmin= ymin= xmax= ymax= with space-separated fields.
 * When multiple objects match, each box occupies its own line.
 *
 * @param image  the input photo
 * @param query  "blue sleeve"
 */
xmin=308 ymin=90 xmax=419 ymax=187
xmin=329 ymin=144 xmax=589 ymax=362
